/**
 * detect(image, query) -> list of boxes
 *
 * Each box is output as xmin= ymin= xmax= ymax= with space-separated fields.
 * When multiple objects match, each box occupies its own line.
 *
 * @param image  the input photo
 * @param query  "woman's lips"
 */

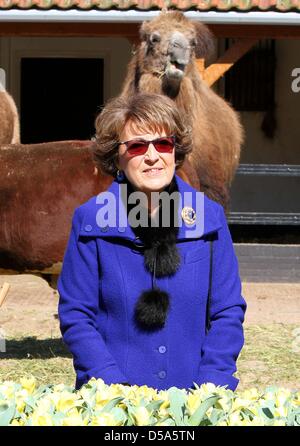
xmin=143 ymin=168 xmax=164 ymax=176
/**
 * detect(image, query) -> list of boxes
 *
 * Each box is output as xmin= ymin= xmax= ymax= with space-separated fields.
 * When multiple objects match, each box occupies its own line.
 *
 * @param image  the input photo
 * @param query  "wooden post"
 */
xmin=195 ymin=58 xmax=205 ymax=80
xmin=199 ymin=38 xmax=259 ymax=87
xmin=0 ymin=282 xmax=10 ymax=308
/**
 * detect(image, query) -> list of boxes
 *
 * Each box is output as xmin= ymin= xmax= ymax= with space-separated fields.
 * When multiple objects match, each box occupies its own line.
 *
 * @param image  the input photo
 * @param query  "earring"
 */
xmin=116 ymin=169 xmax=125 ymax=182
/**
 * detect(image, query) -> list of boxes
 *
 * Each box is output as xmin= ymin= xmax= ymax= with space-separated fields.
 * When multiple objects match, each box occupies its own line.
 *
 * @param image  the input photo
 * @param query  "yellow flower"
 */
xmin=55 ymin=391 xmax=81 ymax=413
xmin=20 ymin=377 xmax=36 ymax=394
xmin=31 ymin=412 xmax=54 ymax=426
xmin=241 ymin=388 xmax=260 ymax=401
xmin=15 ymin=389 xmax=29 ymax=413
xmin=201 ymin=383 xmax=218 ymax=392
xmin=95 ymin=387 xmax=120 ymax=409
xmin=232 ymin=397 xmax=250 ymax=411
xmin=132 ymin=407 xmax=152 ymax=426
xmin=275 ymin=389 xmax=290 ymax=407
xmin=273 ymin=419 xmax=286 ymax=426
xmin=248 ymin=406 xmax=259 ymax=417
xmin=90 ymin=413 xmax=120 ymax=426
xmin=136 ymin=385 xmax=157 ymax=401
xmin=228 ymin=411 xmax=242 ymax=426
xmin=16 ymin=400 xmax=26 ymax=413
xmin=53 ymin=384 xmax=67 ymax=392
xmin=157 ymin=407 xmax=169 ymax=419
xmin=62 ymin=409 xmax=88 ymax=426
xmin=36 ymin=397 xmax=53 ymax=413
xmin=155 ymin=420 xmax=172 ymax=426
xmin=187 ymin=393 xmax=201 ymax=415
xmin=155 ymin=390 xmax=169 ymax=404
xmin=274 ymin=406 xmax=288 ymax=418
xmin=10 ymin=419 xmax=25 ymax=426
xmin=0 ymin=382 xmax=16 ymax=399
xmin=160 ymin=399 xmax=170 ymax=410
xmin=94 ymin=378 xmax=111 ymax=393
xmin=218 ymin=396 xmax=231 ymax=412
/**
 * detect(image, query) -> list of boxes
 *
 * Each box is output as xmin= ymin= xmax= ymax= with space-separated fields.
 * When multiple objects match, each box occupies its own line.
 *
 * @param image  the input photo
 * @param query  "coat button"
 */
xmin=158 ymin=346 xmax=167 ymax=354
xmin=118 ymin=227 xmax=126 ymax=233
xmin=101 ymin=225 xmax=109 ymax=232
xmin=84 ymin=224 xmax=92 ymax=232
xmin=158 ymin=371 xmax=166 ymax=379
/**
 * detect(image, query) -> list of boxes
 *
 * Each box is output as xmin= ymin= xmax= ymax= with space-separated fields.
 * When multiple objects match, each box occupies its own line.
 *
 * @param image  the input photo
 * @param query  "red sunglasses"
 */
xmin=119 ymin=136 xmax=175 ymax=157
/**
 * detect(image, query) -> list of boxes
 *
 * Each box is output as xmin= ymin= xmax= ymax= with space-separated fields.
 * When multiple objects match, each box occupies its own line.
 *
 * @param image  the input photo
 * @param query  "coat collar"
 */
xmin=78 ymin=174 xmax=222 ymax=242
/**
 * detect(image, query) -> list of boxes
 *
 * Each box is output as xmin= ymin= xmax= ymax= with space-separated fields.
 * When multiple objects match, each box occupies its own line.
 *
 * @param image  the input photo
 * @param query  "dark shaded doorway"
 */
xmin=20 ymin=58 xmax=104 ymax=143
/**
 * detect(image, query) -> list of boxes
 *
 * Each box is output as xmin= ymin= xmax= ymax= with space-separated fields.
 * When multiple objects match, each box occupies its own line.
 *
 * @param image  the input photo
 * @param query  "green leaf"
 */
xmin=209 ymin=408 xmax=223 ymax=425
xmin=241 ymin=407 xmax=256 ymax=420
xmin=168 ymin=387 xmax=187 ymax=426
xmin=153 ymin=416 xmax=176 ymax=426
xmin=287 ymin=406 xmax=300 ymax=426
xmin=261 ymin=407 xmax=274 ymax=419
xmin=110 ymin=407 xmax=127 ymax=425
xmin=51 ymin=411 xmax=66 ymax=426
xmin=146 ymin=400 xmax=165 ymax=412
xmin=0 ymin=403 xmax=16 ymax=426
xmin=101 ymin=397 xmax=124 ymax=413
xmin=188 ymin=395 xmax=220 ymax=426
xmin=126 ymin=404 xmax=137 ymax=426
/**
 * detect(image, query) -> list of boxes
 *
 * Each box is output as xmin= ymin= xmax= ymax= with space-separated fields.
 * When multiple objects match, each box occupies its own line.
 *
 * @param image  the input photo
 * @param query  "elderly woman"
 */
xmin=58 ymin=93 xmax=246 ymax=392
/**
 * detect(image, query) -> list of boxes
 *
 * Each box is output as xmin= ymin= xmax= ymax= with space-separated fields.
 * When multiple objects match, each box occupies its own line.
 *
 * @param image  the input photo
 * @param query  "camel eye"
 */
xmin=191 ymin=38 xmax=196 ymax=47
xmin=150 ymin=32 xmax=161 ymax=44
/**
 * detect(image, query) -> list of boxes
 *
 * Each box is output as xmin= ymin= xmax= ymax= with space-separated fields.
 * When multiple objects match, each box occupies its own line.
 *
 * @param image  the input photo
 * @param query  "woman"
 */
xmin=58 ymin=93 xmax=247 ymax=392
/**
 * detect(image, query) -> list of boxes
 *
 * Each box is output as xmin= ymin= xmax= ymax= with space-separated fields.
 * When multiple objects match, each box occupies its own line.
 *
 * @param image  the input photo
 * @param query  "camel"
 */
xmin=0 ymin=83 xmax=20 ymax=144
xmin=121 ymin=10 xmax=244 ymax=210
xmin=0 ymin=140 xmax=112 ymax=273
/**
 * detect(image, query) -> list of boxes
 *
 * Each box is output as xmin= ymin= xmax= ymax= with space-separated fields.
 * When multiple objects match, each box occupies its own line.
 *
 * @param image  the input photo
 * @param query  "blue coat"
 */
xmin=58 ymin=174 xmax=247 ymax=391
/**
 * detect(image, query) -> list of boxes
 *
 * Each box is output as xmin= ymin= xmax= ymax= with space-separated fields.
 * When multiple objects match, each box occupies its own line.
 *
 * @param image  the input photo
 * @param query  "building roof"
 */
xmin=0 ymin=0 xmax=299 ymax=12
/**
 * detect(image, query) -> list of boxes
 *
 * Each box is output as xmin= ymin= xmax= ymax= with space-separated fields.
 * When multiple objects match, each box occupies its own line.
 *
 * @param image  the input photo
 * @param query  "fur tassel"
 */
xmin=144 ymin=242 xmax=180 ymax=277
xmin=134 ymin=288 xmax=170 ymax=331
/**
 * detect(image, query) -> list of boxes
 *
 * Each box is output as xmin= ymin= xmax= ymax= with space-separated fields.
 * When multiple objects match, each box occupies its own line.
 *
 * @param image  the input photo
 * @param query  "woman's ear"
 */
xmin=193 ymin=22 xmax=215 ymax=59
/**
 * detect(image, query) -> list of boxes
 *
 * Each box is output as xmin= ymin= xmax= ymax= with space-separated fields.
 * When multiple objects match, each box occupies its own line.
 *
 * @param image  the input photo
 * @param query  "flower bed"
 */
xmin=0 ymin=378 xmax=299 ymax=426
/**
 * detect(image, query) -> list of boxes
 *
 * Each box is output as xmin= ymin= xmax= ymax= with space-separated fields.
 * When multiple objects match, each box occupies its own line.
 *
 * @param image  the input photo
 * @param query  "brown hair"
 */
xmin=93 ymin=93 xmax=192 ymax=177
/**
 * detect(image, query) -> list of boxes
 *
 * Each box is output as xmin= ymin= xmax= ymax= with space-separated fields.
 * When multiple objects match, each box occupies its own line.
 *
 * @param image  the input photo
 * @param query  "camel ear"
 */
xmin=140 ymin=20 xmax=151 ymax=42
xmin=193 ymin=22 xmax=215 ymax=59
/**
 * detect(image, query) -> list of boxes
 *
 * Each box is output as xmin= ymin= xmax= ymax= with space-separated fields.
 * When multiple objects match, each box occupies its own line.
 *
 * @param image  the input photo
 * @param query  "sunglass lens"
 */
xmin=126 ymin=141 xmax=148 ymax=156
xmin=154 ymin=137 xmax=174 ymax=153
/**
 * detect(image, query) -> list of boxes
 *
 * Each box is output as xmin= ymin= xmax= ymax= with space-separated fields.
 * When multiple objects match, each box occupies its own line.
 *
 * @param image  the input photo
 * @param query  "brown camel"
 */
xmin=0 ymin=140 xmax=111 ymax=272
xmin=121 ymin=10 xmax=244 ymax=210
xmin=0 ymin=87 xmax=20 ymax=144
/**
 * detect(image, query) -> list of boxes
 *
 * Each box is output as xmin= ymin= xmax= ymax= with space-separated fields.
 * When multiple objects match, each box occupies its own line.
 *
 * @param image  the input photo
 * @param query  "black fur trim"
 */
xmin=144 ymin=241 xmax=180 ymax=277
xmin=134 ymin=288 xmax=170 ymax=331
xmin=127 ymin=175 xmax=181 ymax=277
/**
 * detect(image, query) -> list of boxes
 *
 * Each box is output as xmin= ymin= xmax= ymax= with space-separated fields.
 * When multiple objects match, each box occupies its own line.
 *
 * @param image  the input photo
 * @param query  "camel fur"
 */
xmin=121 ymin=11 xmax=244 ymax=210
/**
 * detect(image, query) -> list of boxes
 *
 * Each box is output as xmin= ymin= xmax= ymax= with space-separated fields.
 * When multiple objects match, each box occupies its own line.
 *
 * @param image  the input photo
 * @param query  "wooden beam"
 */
xmin=0 ymin=22 xmax=140 ymax=38
xmin=0 ymin=282 xmax=10 ymax=308
xmin=201 ymin=38 xmax=258 ymax=87
xmin=0 ymin=22 xmax=300 ymax=39
xmin=209 ymin=24 xmax=300 ymax=39
xmin=195 ymin=58 xmax=205 ymax=79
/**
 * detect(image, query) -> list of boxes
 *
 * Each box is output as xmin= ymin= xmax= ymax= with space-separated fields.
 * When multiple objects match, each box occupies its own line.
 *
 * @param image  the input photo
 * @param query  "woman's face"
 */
xmin=117 ymin=122 xmax=176 ymax=195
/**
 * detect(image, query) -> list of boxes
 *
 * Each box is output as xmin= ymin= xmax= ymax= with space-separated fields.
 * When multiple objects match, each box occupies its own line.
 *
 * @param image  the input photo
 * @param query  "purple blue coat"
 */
xmin=58 ymin=174 xmax=247 ymax=391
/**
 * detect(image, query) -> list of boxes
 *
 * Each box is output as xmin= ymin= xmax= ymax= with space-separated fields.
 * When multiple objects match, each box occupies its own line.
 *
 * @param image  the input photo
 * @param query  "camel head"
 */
xmin=139 ymin=11 xmax=214 ymax=97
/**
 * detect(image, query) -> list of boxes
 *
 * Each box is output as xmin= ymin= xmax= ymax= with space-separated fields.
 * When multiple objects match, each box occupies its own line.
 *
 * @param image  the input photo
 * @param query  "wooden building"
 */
xmin=0 ymin=2 xmax=300 ymax=280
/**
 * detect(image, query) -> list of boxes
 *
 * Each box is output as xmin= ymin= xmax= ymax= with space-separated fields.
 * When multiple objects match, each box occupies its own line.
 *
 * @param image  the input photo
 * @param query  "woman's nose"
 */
xmin=145 ymin=143 xmax=159 ymax=161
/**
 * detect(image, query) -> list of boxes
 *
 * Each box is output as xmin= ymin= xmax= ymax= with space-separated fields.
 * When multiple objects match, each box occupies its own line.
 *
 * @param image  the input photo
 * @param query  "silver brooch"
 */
xmin=181 ymin=207 xmax=196 ymax=225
